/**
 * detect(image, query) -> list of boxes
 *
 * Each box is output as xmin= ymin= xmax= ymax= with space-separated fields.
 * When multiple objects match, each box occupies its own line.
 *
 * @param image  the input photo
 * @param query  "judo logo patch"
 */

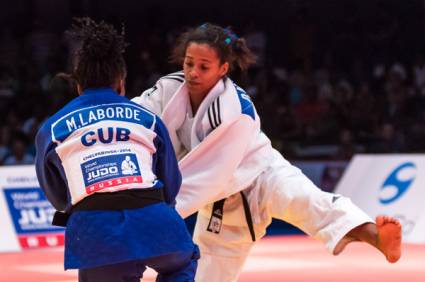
xmin=81 ymin=153 xmax=142 ymax=194
xmin=379 ymin=162 xmax=416 ymax=205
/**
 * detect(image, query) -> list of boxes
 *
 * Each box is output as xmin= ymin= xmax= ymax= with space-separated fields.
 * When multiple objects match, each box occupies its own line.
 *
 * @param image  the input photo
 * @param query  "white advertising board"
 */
xmin=335 ymin=154 xmax=425 ymax=243
xmin=0 ymin=165 xmax=64 ymax=252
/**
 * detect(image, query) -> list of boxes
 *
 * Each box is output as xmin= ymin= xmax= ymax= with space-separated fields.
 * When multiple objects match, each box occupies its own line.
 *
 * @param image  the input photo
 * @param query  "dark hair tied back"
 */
xmin=223 ymin=27 xmax=238 ymax=45
xmin=170 ymin=23 xmax=256 ymax=74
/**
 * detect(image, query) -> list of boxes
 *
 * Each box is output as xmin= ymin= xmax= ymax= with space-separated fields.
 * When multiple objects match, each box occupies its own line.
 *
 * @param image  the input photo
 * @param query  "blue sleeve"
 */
xmin=35 ymin=124 xmax=70 ymax=211
xmin=152 ymin=117 xmax=182 ymax=207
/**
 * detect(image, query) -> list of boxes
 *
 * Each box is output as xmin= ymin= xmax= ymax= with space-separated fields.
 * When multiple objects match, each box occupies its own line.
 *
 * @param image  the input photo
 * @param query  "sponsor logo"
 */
xmin=3 ymin=188 xmax=64 ymax=249
xmin=393 ymin=214 xmax=415 ymax=235
xmin=81 ymin=153 xmax=142 ymax=194
xmin=379 ymin=162 xmax=416 ymax=205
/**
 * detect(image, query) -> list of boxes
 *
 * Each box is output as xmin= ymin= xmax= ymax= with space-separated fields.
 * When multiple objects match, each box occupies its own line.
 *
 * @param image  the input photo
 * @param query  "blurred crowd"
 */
xmin=1 ymin=0 xmax=424 ymax=165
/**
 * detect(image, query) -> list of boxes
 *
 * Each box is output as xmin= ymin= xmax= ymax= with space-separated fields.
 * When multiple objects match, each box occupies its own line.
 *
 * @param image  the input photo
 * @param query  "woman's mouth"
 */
xmin=187 ymin=80 xmax=200 ymax=86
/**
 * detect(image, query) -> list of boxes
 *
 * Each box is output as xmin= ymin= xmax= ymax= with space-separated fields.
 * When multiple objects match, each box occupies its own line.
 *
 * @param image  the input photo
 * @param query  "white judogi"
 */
xmin=133 ymin=72 xmax=373 ymax=282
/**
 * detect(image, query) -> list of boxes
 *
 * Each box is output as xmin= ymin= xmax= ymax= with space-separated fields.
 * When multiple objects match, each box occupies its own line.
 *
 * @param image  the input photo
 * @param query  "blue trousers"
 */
xmin=78 ymin=245 xmax=199 ymax=282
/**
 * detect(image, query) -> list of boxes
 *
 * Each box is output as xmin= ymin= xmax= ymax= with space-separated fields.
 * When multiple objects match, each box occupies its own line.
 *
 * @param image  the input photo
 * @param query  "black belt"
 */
xmin=52 ymin=188 xmax=164 ymax=227
xmin=207 ymin=191 xmax=256 ymax=242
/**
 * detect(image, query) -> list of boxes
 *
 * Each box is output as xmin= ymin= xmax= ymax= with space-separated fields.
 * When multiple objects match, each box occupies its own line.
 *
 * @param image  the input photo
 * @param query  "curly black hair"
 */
xmin=68 ymin=17 xmax=128 ymax=90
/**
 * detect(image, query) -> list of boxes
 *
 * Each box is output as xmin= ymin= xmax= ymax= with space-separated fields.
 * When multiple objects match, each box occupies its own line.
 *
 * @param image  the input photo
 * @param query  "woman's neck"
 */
xmin=189 ymin=91 xmax=208 ymax=115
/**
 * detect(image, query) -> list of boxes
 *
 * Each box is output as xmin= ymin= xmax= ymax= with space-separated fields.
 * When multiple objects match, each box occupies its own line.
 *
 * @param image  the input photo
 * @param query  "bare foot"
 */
xmin=376 ymin=215 xmax=402 ymax=263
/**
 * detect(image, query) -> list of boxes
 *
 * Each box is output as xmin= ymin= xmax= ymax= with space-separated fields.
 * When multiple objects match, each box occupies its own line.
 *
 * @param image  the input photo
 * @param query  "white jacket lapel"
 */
xmin=161 ymin=82 xmax=189 ymax=154
xmin=190 ymin=79 xmax=225 ymax=147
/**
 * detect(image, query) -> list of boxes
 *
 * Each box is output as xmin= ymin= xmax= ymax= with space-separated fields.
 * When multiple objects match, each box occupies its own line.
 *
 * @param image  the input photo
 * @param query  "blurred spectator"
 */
xmin=332 ymin=80 xmax=354 ymax=129
xmin=369 ymin=122 xmax=406 ymax=153
xmin=25 ymin=20 xmax=59 ymax=75
xmin=367 ymin=4 xmax=401 ymax=65
xmin=333 ymin=128 xmax=362 ymax=160
xmin=5 ymin=108 xmax=22 ymax=133
xmin=47 ymin=72 xmax=77 ymax=110
xmin=405 ymin=122 xmax=425 ymax=152
xmin=244 ymin=22 xmax=267 ymax=67
xmin=0 ymin=126 xmax=11 ymax=163
xmin=288 ymin=6 xmax=316 ymax=71
xmin=320 ymin=164 xmax=346 ymax=192
xmin=0 ymin=1 xmax=424 ymax=163
xmin=0 ymin=28 xmax=20 ymax=72
xmin=0 ymin=68 xmax=19 ymax=98
xmin=2 ymin=131 xmax=34 ymax=166
xmin=22 ymin=104 xmax=48 ymax=156
xmin=412 ymin=53 xmax=425 ymax=91
xmin=349 ymin=82 xmax=377 ymax=140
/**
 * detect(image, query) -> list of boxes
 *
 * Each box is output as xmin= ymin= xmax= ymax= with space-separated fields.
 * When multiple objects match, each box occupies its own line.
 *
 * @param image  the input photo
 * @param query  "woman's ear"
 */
xmin=117 ymin=79 xmax=126 ymax=96
xmin=220 ymin=62 xmax=229 ymax=77
xmin=77 ymin=84 xmax=83 ymax=96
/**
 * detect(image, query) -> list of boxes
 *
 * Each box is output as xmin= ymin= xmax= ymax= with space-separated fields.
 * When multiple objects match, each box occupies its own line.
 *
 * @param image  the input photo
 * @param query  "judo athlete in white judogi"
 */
xmin=133 ymin=23 xmax=402 ymax=282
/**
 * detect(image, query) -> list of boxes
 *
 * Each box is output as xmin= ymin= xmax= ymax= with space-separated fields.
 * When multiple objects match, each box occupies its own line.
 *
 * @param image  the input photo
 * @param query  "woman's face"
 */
xmin=183 ymin=42 xmax=229 ymax=98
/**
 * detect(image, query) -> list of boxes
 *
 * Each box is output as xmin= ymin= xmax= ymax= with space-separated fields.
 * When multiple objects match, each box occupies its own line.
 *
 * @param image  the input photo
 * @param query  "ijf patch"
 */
xmin=81 ymin=153 xmax=143 ymax=194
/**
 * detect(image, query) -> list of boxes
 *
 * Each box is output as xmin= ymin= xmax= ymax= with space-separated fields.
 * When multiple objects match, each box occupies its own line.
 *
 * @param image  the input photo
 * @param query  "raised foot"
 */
xmin=376 ymin=215 xmax=402 ymax=263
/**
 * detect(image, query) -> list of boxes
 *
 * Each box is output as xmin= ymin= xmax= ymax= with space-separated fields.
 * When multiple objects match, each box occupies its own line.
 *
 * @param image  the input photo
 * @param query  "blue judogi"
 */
xmin=35 ymin=88 xmax=198 ymax=281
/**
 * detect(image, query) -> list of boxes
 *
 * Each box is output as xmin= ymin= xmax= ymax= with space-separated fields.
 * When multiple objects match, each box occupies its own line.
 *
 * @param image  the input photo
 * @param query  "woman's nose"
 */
xmin=188 ymin=68 xmax=198 ymax=79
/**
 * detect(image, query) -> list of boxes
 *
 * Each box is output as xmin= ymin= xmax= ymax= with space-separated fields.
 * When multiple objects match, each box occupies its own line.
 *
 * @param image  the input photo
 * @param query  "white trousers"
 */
xmin=193 ymin=149 xmax=373 ymax=282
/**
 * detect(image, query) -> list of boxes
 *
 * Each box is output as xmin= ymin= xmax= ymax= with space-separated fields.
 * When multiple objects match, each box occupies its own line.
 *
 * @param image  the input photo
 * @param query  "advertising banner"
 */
xmin=335 ymin=155 xmax=425 ymax=243
xmin=0 ymin=166 xmax=64 ymax=252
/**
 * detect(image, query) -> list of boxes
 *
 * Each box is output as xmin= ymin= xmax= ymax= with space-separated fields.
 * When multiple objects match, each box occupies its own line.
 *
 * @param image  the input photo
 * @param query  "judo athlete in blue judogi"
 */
xmin=35 ymin=18 xmax=198 ymax=282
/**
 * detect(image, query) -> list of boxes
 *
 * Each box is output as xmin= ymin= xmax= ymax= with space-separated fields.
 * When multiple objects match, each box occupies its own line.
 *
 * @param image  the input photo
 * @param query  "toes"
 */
xmin=390 ymin=218 xmax=401 ymax=225
xmin=376 ymin=216 xmax=401 ymax=226
xmin=387 ymin=217 xmax=401 ymax=226
xmin=376 ymin=216 xmax=384 ymax=226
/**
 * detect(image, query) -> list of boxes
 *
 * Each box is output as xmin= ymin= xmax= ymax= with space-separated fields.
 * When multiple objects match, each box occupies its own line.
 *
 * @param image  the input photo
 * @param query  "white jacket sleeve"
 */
xmin=131 ymin=83 xmax=164 ymax=115
xmin=176 ymin=115 xmax=258 ymax=218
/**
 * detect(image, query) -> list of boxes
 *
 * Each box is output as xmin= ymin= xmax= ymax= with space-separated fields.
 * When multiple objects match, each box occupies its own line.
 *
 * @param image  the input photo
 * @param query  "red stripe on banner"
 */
xmin=85 ymin=176 xmax=143 ymax=194
xmin=18 ymin=233 xmax=64 ymax=249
